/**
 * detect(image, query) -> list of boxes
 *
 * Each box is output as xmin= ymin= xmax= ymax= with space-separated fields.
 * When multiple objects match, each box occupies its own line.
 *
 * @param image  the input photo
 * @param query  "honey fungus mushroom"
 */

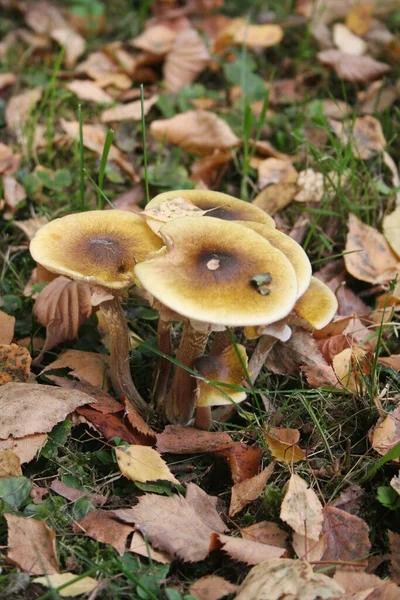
xmin=30 ymin=210 xmax=163 ymax=417
xmin=134 ymin=216 xmax=298 ymax=424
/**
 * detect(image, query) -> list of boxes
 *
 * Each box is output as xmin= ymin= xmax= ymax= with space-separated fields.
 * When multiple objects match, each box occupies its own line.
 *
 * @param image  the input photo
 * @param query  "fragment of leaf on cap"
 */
xmin=144 ymin=189 xmax=276 ymax=235
xmin=30 ymin=210 xmax=163 ymax=417
xmin=135 ymin=216 xmax=298 ymax=425
xmin=194 ymin=344 xmax=248 ymax=429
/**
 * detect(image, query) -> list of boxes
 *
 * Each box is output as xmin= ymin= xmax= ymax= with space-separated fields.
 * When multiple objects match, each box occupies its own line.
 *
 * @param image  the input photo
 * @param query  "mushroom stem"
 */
xmin=248 ymin=334 xmax=278 ymax=385
xmin=99 ymin=296 xmax=148 ymax=417
xmin=152 ymin=317 xmax=173 ymax=410
xmin=194 ymin=406 xmax=212 ymax=430
xmin=165 ymin=321 xmax=210 ymax=424
xmin=210 ymin=330 xmax=231 ymax=355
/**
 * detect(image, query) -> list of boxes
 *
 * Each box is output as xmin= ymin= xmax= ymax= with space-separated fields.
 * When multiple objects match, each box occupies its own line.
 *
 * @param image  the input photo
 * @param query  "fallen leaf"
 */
xmin=266 ymin=327 xmax=326 ymax=375
xmin=130 ymin=25 xmax=176 ymax=55
xmin=115 ymin=445 xmax=178 ymax=484
xmin=66 ymin=80 xmax=114 ymax=104
xmin=391 ymin=475 xmax=400 ymax=495
xmin=50 ymin=27 xmax=85 ymax=68
xmin=101 ymin=95 xmax=159 ymax=123
xmin=370 ymin=406 xmax=400 ymax=459
xmin=13 ymin=216 xmax=48 ymax=240
xmin=123 ymin=398 xmax=156 ymax=441
xmin=344 ymin=213 xmax=399 ymax=284
xmin=389 ymin=531 xmax=400 ymax=584
xmin=333 ymin=23 xmax=367 ymax=56
xmin=329 ymin=115 xmax=387 ymax=159
xmin=236 ymin=558 xmax=344 ymax=600
xmin=346 ymin=4 xmax=374 ymax=36
xmin=150 ymin=110 xmax=240 ymax=156
xmin=218 ymin=19 xmax=283 ymax=50
xmin=241 ymin=521 xmax=290 ymax=552
xmin=48 ymin=377 xmax=121 ymax=414
xmin=252 ymin=184 xmax=297 ymax=216
xmin=217 ymin=442 xmax=262 ymax=483
xmin=0 ymin=433 xmax=48 ymax=464
xmin=264 ymin=429 xmax=306 ymax=464
xmin=303 ymin=363 xmax=338 ymax=388
xmin=186 ymin=483 xmax=227 ymax=534
xmin=0 ymin=382 xmax=95 ymax=438
xmin=41 ymin=349 xmax=110 ymax=389
xmin=294 ymin=169 xmax=326 ymax=203
xmin=331 ymin=483 xmax=364 ymax=515
xmin=0 ymin=142 xmax=22 ymax=176
xmin=321 ymin=505 xmax=370 ymax=564
xmin=280 ymin=473 xmax=323 ymax=541
xmin=379 ymin=355 xmax=400 ymax=371
xmin=358 ymin=80 xmax=398 ymax=114
xmin=333 ymin=569 xmax=398 ymax=600
xmin=257 ymin=158 xmax=298 ymax=190
xmin=229 ymin=463 xmax=274 ymax=517
xmin=164 ymin=28 xmax=209 ymax=92
xmin=73 ymin=510 xmax=133 ymax=556
xmin=33 ymin=277 xmax=93 ymax=360
xmin=190 ymin=575 xmax=238 ymax=600
xmin=190 ymin=150 xmax=233 ymax=186
xmin=33 ymin=573 xmax=98 ymax=598
xmin=156 ymin=424 xmax=233 ymax=454
xmin=383 ymin=205 xmax=400 ymax=259
xmin=76 ymin=406 xmax=148 ymax=444
xmin=0 ymin=72 xmax=16 ymax=89
xmin=6 ymin=514 xmax=59 ymax=575
xmin=5 ymin=87 xmax=42 ymax=130
xmin=332 ymin=346 xmax=370 ymax=393
xmin=213 ymin=533 xmax=286 ymax=565
xmin=0 ymin=310 xmax=15 ymax=345
xmin=292 ymin=533 xmax=328 ymax=562
xmin=50 ymin=480 xmax=107 ymax=507
xmin=0 ymin=344 xmax=31 ymax=384
xmin=129 ymin=531 xmax=171 ymax=563
xmin=3 ymin=175 xmax=27 ymax=216
xmin=317 ymin=50 xmax=390 ymax=82
xmin=0 ymin=449 xmax=22 ymax=477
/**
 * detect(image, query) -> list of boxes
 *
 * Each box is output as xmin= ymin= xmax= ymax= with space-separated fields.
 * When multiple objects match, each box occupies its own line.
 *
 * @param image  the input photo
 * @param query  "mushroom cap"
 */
xmin=195 ymin=344 xmax=248 ymax=407
xmin=144 ymin=189 xmax=276 ymax=233
xmin=294 ymin=276 xmax=338 ymax=330
xmin=30 ymin=210 xmax=164 ymax=290
xmin=239 ymin=222 xmax=312 ymax=298
xmin=134 ymin=216 xmax=298 ymax=326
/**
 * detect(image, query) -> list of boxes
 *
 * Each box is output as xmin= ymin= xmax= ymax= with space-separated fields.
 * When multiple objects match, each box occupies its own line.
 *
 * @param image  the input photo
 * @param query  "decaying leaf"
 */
xmin=0 ymin=142 xmax=22 ymax=176
xmin=329 ymin=115 xmax=387 ymax=159
xmin=213 ymin=533 xmax=286 ymax=565
xmin=217 ymin=442 xmax=262 ymax=484
xmin=150 ymin=110 xmax=240 ymax=156
xmin=217 ymin=18 xmax=283 ymax=50
xmin=264 ymin=428 xmax=306 ymax=464
xmin=191 ymin=150 xmax=233 ymax=186
xmin=370 ymin=406 xmax=400 ymax=459
xmin=50 ymin=27 xmax=85 ymax=69
xmin=0 ymin=344 xmax=31 ymax=384
xmin=321 ymin=505 xmax=370 ymax=564
xmin=73 ymin=510 xmax=133 ymax=556
xmin=389 ymin=531 xmax=400 ymax=584
xmin=236 ymin=558 xmax=344 ymax=600
xmin=0 ymin=449 xmax=22 ymax=478
xmin=257 ymin=158 xmax=297 ymax=190
xmin=129 ymin=531 xmax=171 ymax=563
xmin=0 ymin=310 xmax=15 ymax=345
xmin=317 ymin=50 xmax=390 ymax=82
xmin=13 ymin=216 xmax=48 ymax=240
xmin=280 ymin=474 xmax=323 ymax=541
xmin=41 ymin=349 xmax=110 ymax=389
xmin=6 ymin=513 xmax=59 ymax=575
xmin=344 ymin=213 xmax=399 ymax=284
xmin=33 ymin=277 xmax=93 ymax=360
xmin=383 ymin=205 xmax=400 ymax=259
xmin=115 ymin=445 xmax=178 ymax=484
xmin=229 ymin=463 xmax=274 ymax=517
xmin=292 ymin=532 xmax=328 ymax=562
xmin=101 ymin=95 xmax=159 ymax=123
xmin=190 ymin=575 xmax=238 ymax=600
xmin=266 ymin=327 xmax=326 ymax=375
xmin=33 ymin=573 xmax=98 ymax=598
xmin=66 ymin=80 xmax=114 ymax=104
xmin=333 ymin=569 xmax=399 ymax=600
xmin=164 ymin=28 xmax=210 ymax=92
xmin=346 ymin=4 xmax=374 ymax=36
xmin=50 ymin=479 xmax=106 ymax=507
xmin=186 ymin=483 xmax=227 ymax=534
xmin=241 ymin=521 xmax=290 ymax=553
xmin=3 ymin=175 xmax=27 ymax=216
xmin=5 ymin=87 xmax=42 ymax=130
xmin=156 ymin=424 xmax=233 ymax=454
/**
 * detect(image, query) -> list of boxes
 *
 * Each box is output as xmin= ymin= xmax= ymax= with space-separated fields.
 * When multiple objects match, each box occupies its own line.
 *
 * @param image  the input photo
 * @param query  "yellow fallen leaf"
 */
xmin=40 ymin=349 xmax=110 ymax=389
xmin=115 ymin=445 xmax=178 ymax=484
xmin=33 ymin=573 xmax=98 ymax=597
xmin=264 ymin=429 xmax=306 ymax=464
xmin=217 ymin=18 xmax=283 ymax=50
xmin=370 ymin=406 xmax=400 ymax=460
xmin=332 ymin=347 xmax=370 ymax=393
xmin=0 ymin=449 xmax=22 ymax=477
xmin=280 ymin=474 xmax=323 ymax=541
xmin=345 ymin=4 xmax=374 ymax=36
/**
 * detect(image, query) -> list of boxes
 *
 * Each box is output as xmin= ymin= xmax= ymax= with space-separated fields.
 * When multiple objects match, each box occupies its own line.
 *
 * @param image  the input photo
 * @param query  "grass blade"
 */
xmin=98 ymin=128 xmax=114 ymax=209
xmin=78 ymin=103 xmax=85 ymax=211
xmin=140 ymin=83 xmax=150 ymax=205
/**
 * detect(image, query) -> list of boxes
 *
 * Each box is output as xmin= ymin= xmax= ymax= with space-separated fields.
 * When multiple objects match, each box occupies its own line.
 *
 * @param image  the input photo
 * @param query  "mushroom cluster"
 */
xmin=29 ymin=189 xmax=338 ymax=427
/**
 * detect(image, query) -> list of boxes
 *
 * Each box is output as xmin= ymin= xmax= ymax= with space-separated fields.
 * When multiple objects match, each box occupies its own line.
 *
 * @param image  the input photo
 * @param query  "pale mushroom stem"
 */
xmin=99 ymin=297 xmax=148 ymax=418
xmin=248 ymin=334 xmax=278 ymax=385
xmin=165 ymin=321 xmax=210 ymax=424
xmin=194 ymin=406 xmax=212 ymax=430
xmin=152 ymin=318 xmax=173 ymax=410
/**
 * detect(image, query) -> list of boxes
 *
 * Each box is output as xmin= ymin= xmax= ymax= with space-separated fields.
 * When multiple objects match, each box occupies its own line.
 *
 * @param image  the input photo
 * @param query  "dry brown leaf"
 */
xmin=252 ymin=183 xmax=297 ymax=216
xmin=150 ymin=110 xmax=240 ymax=156
xmin=378 ymin=355 xmax=400 ymax=371
xmin=346 ymin=4 xmax=374 ymax=36
xmin=241 ymin=521 xmax=290 ymax=552
xmin=5 ymin=87 xmax=42 ymax=130
xmin=213 ymin=533 xmax=286 ymax=565
xmin=329 ymin=115 xmax=386 ymax=159
xmin=391 ymin=475 xmax=400 ymax=495
xmin=33 ymin=277 xmax=93 ymax=359
xmin=229 ymin=463 xmax=274 ymax=517
xmin=294 ymin=169 xmax=324 ymax=203
xmin=190 ymin=575 xmax=238 ymax=600
xmin=123 ymin=398 xmax=156 ymax=441
xmin=257 ymin=158 xmax=297 ymax=190
xmin=156 ymin=424 xmax=233 ymax=454
xmin=321 ymin=505 xmax=370 ymax=564
xmin=333 ymin=569 xmax=398 ymax=600
xmin=266 ymin=327 xmax=326 ymax=375
xmin=280 ymin=473 xmax=323 ymax=541
xmin=41 ymin=349 xmax=110 ymax=389
xmin=303 ymin=363 xmax=338 ymax=388
xmin=218 ymin=19 xmax=283 ymax=50
xmin=317 ymin=50 xmax=390 ymax=82
xmin=50 ymin=479 xmax=106 ymax=507
xmin=0 ymin=73 xmax=16 ymax=89
xmin=73 ymin=510 xmax=133 ymax=556
xmin=332 ymin=346 xmax=370 ymax=392
xmin=370 ymin=406 xmax=400 ymax=459
xmin=0 ymin=310 xmax=15 ymax=345
xmin=0 ymin=143 xmax=22 ymax=176
xmin=358 ymin=80 xmax=399 ymax=114
xmin=383 ymin=205 xmax=400 ymax=259
xmin=129 ymin=531 xmax=171 ymax=563
xmin=33 ymin=573 xmax=98 ymax=598
xmin=13 ymin=216 xmax=48 ymax=240
xmin=0 ymin=433 xmax=48 ymax=464
xmin=0 ymin=344 xmax=31 ymax=384
xmin=0 ymin=382 xmax=95 ymax=439
xmin=75 ymin=50 xmax=118 ymax=79
xmin=76 ymin=406 xmax=148 ymax=445
xmin=164 ymin=28 xmax=210 ymax=92
xmin=115 ymin=445 xmax=179 ymax=484
xmin=101 ymin=95 xmax=159 ymax=123
xmin=49 ymin=377 xmax=120 ymax=414
xmin=60 ymin=119 xmax=139 ymax=181
xmin=333 ymin=23 xmax=367 ymax=55
xmin=131 ymin=25 xmax=176 ymax=55
xmin=344 ymin=213 xmax=399 ymax=284
xmin=236 ymin=558 xmax=344 ymax=600
xmin=0 ymin=449 xmax=22 ymax=477
xmin=186 ymin=483 xmax=227 ymax=534
xmin=292 ymin=532 xmax=328 ymax=562
xmin=66 ymin=80 xmax=113 ymax=104
xmin=389 ymin=531 xmax=400 ymax=584
xmin=50 ymin=27 xmax=85 ymax=69
xmin=217 ymin=442 xmax=262 ymax=484
xmin=264 ymin=429 xmax=306 ymax=464
xmin=190 ymin=150 xmax=232 ymax=186
xmin=6 ymin=514 xmax=59 ymax=575
xmin=3 ymin=175 xmax=27 ymax=216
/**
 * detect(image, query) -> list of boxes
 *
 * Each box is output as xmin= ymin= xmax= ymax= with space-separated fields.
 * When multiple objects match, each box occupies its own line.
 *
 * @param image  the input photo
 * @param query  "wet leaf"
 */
xmin=6 ymin=513 xmax=59 ymax=575
xmin=280 ymin=474 xmax=323 ymax=541
xmin=115 ymin=445 xmax=179 ymax=484
xmin=73 ymin=510 xmax=133 ymax=556
xmin=0 ymin=344 xmax=31 ymax=384
xmin=33 ymin=573 xmax=98 ymax=598
xmin=229 ymin=463 xmax=274 ymax=517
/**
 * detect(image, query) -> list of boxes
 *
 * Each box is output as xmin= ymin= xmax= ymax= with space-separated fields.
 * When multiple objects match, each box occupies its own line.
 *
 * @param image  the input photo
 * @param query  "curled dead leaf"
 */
xmin=229 ymin=463 xmax=274 ymax=517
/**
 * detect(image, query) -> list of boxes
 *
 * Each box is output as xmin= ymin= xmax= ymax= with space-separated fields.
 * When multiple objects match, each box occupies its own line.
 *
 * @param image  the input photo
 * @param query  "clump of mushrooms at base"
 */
xmin=29 ymin=190 xmax=338 ymax=428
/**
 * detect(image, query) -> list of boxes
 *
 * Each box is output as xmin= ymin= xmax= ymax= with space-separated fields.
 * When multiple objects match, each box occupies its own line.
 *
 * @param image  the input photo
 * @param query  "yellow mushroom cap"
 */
xmin=239 ymin=222 xmax=312 ymax=299
xmin=195 ymin=344 xmax=248 ymax=407
xmin=144 ymin=189 xmax=276 ymax=234
xmin=134 ymin=216 xmax=298 ymax=326
xmin=30 ymin=210 xmax=164 ymax=290
xmin=294 ymin=276 xmax=338 ymax=330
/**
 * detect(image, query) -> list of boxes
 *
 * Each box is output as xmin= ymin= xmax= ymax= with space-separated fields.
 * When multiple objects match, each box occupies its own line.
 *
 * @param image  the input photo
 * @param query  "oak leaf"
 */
xmin=33 ymin=573 xmax=98 ymax=598
xmin=317 ymin=50 xmax=390 ymax=82
xmin=115 ymin=445 xmax=178 ymax=484
xmin=6 ymin=513 xmax=59 ymax=575
xmin=229 ymin=464 xmax=274 ymax=517
xmin=73 ymin=510 xmax=133 ymax=556
xmin=280 ymin=474 xmax=323 ymax=541
xmin=164 ymin=28 xmax=210 ymax=92
xmin=0 ymin=344 xmax=31 ymax=384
